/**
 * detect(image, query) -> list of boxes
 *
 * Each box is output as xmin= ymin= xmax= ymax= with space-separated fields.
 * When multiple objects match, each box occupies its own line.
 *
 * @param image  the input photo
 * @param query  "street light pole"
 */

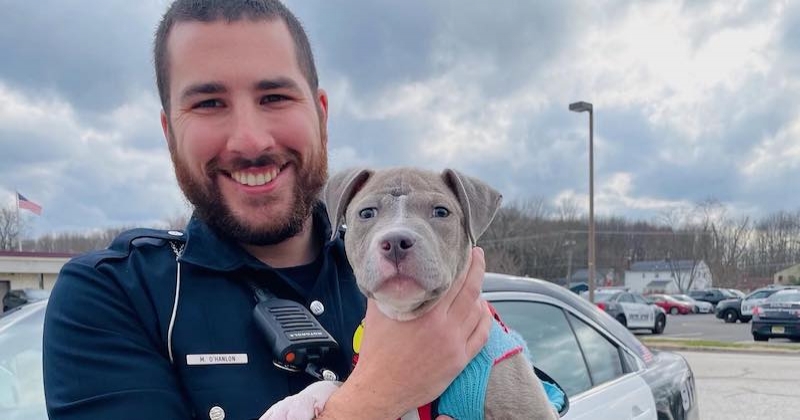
xmin=569 ymin=101 xmax=595 ymax=303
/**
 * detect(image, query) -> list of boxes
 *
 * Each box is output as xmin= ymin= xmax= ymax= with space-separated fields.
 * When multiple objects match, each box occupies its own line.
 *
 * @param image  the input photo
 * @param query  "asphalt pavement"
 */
xmin=678 ymin=351 xmax=800 ymax=420
xmin=660 ymin=313 xmax=753 ymax=342
xmin=635 ymin=312 xmax=799 ymax=344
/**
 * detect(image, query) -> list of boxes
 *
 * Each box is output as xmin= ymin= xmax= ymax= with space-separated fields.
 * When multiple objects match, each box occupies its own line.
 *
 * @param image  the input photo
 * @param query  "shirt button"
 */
xmin=310 ymin=300 xmax=325 ymax=316
xmin=209 ymin=406 xmax=225 ymax=420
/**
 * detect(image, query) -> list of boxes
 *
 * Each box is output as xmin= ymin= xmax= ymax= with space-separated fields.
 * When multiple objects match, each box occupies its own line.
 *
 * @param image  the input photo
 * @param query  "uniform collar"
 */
xmin=179 ymin=202 xmax=340 ymax=272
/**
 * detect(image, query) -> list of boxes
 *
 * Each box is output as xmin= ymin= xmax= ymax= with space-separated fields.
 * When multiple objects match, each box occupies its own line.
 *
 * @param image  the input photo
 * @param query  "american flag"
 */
xmin=17 ymin=192 xmax=42 ymax=215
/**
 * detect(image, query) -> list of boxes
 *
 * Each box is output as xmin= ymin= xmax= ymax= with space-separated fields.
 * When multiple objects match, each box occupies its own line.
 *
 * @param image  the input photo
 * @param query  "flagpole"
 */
xmin=15 ymin=190 xmax=22 ymax=252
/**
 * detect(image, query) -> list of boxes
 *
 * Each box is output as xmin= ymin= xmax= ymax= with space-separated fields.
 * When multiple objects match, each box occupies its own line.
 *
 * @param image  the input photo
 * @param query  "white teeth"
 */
xmin=231 ymin=168 xmax=279 ymax=186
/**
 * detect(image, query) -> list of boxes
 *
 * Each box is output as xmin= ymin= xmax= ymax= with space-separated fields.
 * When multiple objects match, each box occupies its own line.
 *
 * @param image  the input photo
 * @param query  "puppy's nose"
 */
xmin=380 ymin=233 xmax=416 ymax=262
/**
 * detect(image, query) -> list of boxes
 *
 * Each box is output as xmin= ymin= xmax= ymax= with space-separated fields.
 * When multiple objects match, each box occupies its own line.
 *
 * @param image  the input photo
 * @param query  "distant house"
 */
xmin=624 ymin=259 xmax=711 ymax=293
xmin=774 ymin=264 xmax=800 ymax=285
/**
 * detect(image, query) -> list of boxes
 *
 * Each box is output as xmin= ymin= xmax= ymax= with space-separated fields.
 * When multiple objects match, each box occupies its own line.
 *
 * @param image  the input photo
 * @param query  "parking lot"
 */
xmin=635 ymin=313 xmax=800 ymax=419
xmin=636 ymin=313 xmax=800 ymax=345
xmin=678 ymin=350 xmax=800 ymax=420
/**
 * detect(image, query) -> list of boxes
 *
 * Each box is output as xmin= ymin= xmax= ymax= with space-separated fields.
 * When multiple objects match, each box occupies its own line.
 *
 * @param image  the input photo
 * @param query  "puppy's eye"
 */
xmin=359 ymin=208 xmax=378 ymax=219
xmin=432 ymin=206 xmax=450 ymax=218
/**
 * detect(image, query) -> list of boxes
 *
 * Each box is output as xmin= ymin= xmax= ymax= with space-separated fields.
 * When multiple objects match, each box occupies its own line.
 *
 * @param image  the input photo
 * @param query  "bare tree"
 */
xmin=652 ymin=202 xmax=716 ymax=292
xmin=162 ymin=212 xmax=191 ymax=230
xmin=555 ymin=196 xmax=581 ymax=222
xmin=0 ymin=207 xmax=27 ymax=250
xmin=744 ymin=210 xmax=800 ymax=277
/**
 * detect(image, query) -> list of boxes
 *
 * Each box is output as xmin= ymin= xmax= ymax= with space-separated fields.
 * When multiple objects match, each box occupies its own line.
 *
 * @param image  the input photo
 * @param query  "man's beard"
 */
xmin=167 ymin=129 xmax=327 ymax=246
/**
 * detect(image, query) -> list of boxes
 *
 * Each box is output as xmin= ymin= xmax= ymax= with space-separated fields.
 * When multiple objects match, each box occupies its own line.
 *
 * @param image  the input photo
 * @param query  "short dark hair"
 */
xmin=154 ymin=0 xmax=319 ymax=112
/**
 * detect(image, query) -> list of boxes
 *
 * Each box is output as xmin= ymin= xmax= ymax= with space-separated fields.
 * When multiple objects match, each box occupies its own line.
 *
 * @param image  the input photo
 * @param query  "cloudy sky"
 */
xmin=2 ymin=0 xmax=798 ymax=237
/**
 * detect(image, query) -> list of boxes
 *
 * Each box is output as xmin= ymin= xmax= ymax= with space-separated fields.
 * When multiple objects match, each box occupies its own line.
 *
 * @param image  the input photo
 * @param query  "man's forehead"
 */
xmin=166 ymin=17 xmax=291 ymax=55
xmin=165 ymin=18 xmax=306 ymax=95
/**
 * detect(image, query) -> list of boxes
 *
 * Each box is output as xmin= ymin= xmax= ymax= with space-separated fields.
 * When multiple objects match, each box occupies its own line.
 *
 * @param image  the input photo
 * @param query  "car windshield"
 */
xmin=672 ymin=295 xmax=692 ymax=302
xmin=766 ymin=292 xmax=800 ymax=303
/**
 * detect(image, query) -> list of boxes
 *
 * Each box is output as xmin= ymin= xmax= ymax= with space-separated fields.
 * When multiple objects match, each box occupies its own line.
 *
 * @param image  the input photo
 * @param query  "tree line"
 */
xmin=3 ymin=199 xmax=800 ymax=288
xmin=478 ymin=198 xmax=798 ymax=289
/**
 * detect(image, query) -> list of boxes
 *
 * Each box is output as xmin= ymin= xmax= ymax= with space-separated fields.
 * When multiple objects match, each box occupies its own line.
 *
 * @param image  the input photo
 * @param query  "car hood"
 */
xmin=717 ymin=298 xmax=741 ymax=307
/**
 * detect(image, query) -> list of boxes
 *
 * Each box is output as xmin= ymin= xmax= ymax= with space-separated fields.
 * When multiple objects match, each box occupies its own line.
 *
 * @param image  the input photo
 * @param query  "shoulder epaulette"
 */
xmin=109 ymin=228 xmax=187 ymax=254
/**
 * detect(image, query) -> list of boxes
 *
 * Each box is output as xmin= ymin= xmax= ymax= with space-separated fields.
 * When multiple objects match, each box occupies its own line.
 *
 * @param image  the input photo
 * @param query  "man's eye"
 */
xmin=432 ymin=206 xmax=450 ymax=218
xmin=359 ymin=208 xmax=377 ymax=219
xmin=193 ymin=99 xmax=223 ymax=109
xmin=261 ymin=94 xmax=289 ymax=104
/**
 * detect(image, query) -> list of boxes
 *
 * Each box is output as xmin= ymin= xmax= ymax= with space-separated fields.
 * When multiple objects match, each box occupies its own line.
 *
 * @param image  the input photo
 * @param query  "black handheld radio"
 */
xmin=249 ymin=280 xmax=340 ymax=381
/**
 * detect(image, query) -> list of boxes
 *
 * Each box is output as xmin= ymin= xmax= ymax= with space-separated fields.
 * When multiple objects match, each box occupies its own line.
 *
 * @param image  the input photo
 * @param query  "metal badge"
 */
xmin=168 ymin=230 xmax=184 ymax=236
xmin=310 ymin=300 xmax=325 ymax=316
xmin=209 ymin=406 xmax=225 ymax=420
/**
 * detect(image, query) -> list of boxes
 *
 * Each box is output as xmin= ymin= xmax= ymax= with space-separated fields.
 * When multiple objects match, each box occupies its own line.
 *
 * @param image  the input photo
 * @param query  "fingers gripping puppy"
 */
xmin=265 ymin=167 xmax=558 ymax=420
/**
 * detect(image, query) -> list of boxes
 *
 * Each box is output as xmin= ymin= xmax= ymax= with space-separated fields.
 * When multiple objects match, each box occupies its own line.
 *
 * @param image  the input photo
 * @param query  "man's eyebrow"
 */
xmin=255 ymin=77 xmax=302 ymax=92
xmin=180 ymin=82 xmax=226 ymax=102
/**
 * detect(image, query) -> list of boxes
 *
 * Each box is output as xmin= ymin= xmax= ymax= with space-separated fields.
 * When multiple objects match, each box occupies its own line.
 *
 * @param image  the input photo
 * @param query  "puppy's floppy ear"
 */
xmin=323 ymin=168 xmax=374 ymax=241
xmin=442 ymin=169 xmax=503 ymax=245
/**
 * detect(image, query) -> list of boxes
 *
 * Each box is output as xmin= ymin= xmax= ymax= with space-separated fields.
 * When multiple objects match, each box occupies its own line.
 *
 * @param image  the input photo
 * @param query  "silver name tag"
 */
xmin=186 ymin=354 xmax=249 ymax=365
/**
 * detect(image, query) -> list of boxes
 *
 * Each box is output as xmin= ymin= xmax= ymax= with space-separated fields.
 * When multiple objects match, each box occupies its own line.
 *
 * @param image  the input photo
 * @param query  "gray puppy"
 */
xmin=263 ymin=167 xmax=557 ymax=420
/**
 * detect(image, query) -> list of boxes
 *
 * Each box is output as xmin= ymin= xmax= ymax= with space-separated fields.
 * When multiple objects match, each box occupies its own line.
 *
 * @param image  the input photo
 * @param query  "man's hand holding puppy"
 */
xmin=317 ymin=248 xmax=491 ymax=420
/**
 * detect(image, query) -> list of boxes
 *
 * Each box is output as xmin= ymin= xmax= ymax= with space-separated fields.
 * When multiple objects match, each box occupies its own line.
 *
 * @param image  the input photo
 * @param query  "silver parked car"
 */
xmin=0 ymin=275 xmax=700 ymax=420
xmin=484 ymin=273 xmax=698 ymax=420
xmin=0 ymin=301 xmax=46 ymax=420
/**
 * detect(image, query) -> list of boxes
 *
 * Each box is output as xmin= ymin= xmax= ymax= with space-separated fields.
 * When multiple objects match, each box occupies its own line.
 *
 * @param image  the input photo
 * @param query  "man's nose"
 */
xmin=227 ymin=103 xmax=275 ymax=155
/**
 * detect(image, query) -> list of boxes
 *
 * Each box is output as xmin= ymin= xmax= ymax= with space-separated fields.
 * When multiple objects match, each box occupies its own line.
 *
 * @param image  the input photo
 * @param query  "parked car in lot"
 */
xmin=751 ymin=288 xmax=800 ymax=342
xmin=0 ymin=300 xmax=46 ymax=420
xmin=0 ymin=275 xmax=700 ymax=420
xmin=715 ymin=286 xmax=795 ymax=324
xmin=588 ymin=289 xmax=667 ymax=334
xmin=645 ymin=294 xmax=693 ymax=315
xmin=485 ymin=273 xmax=698 ymax=419
xmin=688 ymin=288 xmax=735 ymax=309
xmin=1 ymin=289 xmax=50 ymax=313
xmin=670 ymin=294 xmax=713 ymax=313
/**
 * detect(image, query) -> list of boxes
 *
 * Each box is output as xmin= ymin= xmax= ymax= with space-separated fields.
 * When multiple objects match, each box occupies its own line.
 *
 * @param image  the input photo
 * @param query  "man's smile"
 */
xmin=229 ymin=165 xmax=285 ymax=187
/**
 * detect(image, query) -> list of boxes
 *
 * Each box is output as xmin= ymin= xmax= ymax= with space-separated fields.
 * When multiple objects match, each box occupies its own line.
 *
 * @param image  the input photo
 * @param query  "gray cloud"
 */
xmin=2 ymin=0 xmax=800 ymax=237
xmin=0 ymin=0 xmax=162 ymax=112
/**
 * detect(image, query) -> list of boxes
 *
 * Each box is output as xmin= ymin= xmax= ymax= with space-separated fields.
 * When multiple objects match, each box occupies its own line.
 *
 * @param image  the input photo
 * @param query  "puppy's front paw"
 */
xmin=260 ymin=381 xmax=341 ymax=420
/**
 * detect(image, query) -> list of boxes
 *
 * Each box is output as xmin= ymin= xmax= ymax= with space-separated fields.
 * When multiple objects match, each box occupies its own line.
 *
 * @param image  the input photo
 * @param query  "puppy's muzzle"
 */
xmin=378 ymin=229 xmax=418 ymax=264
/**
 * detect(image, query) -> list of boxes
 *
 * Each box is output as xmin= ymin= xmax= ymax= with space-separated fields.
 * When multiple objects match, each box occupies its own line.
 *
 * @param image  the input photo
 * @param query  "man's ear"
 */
xmin=317 ymin=88 xmax=329 ymax=147
xmin=160 ymin=110 xmax=170 ymax=145
xmin=323 ymin=168 xmax=373 ymax=241
xmin=442 ymin=169 xmax=503 ymax=245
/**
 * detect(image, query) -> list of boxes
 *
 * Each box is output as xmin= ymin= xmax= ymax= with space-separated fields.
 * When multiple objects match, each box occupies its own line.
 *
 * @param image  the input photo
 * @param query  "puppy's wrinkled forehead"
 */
xmin=350 ymin=170 xmax=461 ymax=215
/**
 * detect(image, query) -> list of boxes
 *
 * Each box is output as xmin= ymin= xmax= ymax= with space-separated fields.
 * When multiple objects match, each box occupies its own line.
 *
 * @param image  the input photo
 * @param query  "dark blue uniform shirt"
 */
xmin=43 ymin=205 xmax=366 ymax=420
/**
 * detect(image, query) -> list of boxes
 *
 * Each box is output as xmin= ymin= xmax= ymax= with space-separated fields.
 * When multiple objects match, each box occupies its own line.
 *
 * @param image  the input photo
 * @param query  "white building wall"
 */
xmin=625 ymin=261 xmax=713 ymax=293
xmin=0 ymin=255 xmax=70 ymax=291
xmin=690 ymin=262 xmax=712 ymax=290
